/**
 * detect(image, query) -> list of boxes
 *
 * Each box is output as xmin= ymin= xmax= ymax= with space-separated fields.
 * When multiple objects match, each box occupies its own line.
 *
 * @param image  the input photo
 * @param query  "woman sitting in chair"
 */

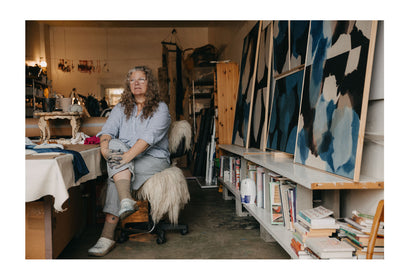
xmin=88 ymin=66 xmax=171 ymax=257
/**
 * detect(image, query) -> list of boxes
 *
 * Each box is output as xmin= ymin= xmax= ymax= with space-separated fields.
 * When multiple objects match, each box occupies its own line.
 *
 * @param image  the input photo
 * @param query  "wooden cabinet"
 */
xmin=214 ymin=62 xmax=239 ymax=151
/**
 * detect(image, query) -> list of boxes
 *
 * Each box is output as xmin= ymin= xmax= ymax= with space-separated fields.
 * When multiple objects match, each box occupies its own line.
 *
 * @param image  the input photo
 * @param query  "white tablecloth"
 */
xmin=25 ymin=146 xmax=103 ymax=211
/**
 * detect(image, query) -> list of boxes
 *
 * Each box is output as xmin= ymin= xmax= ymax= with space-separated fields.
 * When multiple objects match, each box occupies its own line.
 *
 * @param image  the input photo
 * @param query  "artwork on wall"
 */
xmin=78 ymin=60 xmax=95 ymax=74
xmin=57 ymin=59 xmax=74 ymax=72
xmin=232 ymin=21 xmax=261 ymax=147
xmin=290 ymin=21 xmax=310 ymax=69
xmin=265 ymin=20 xmax=309 ymax=154
xmin=273 ymin=21 xmax=289 ymax=77
xmin=267 ymin=69 xmax=304 ymax=154
xmin=294 ymin=21 xmax=378 ymax=181
xmin=248 ymin=22 xmax=273 ymax=150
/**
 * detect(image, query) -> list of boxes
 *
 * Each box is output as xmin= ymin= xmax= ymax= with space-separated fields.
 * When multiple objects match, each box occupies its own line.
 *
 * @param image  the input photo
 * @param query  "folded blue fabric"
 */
xmin=26 ymin=145 xmax=89 ymax=182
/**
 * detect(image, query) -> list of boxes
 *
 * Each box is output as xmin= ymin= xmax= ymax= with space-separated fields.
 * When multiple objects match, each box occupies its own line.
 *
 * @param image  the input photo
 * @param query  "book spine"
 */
xmin=298 ymin=211 xmax=311 ymax=224
xmin=341 ymin=231 xmax=363 ymax=247
xmin=235 ymin=158 xmax=241 ymax=190
xmin=256 ymin=167 xmax=264 ymax=208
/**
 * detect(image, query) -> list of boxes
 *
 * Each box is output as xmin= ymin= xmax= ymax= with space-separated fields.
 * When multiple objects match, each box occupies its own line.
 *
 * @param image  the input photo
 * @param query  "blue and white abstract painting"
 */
xmin=290 ymin=21 xmax=310 ymax=69
xmin=232 ymin=22 xmax=260 ymax=146
xmin=249 ymin=22 xmax=272 ymax=149
xmin=273 ymin=21 xmax=289 ymax=77
xmin=294 ymin=21 xmax=376 ymax=180
xmin=267 ymin=70 xmax=304 ymax=154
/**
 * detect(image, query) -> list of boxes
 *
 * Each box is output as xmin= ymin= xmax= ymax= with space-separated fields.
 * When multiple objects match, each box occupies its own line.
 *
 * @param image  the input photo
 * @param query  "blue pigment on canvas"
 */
xmin=232 ymin=22 xmax=260 ymax=146
xmin=294 ymin=21 xmax=374 ymax=179
xmin=267 ymin=70 xmax=303 ymax=154
xmin=273 ymin=21 xmax=289 ymax=75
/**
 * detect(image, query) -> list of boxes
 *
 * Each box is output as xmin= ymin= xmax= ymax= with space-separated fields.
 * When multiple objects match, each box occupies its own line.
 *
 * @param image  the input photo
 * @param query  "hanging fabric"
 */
xmin=161 ymin=29 xmax=185 ymax=121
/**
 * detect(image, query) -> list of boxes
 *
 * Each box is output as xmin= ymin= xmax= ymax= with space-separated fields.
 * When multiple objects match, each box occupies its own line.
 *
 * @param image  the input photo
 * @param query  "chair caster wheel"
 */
xmin=118 ymin=231 xmax=129 ymax=243
xmin=156 ymin=230 xmax=166 ymax=244
xmin=156 ymin=237 xmax=166 ymax=244
xmin=180 ymin=227 xmax=188 ymax=235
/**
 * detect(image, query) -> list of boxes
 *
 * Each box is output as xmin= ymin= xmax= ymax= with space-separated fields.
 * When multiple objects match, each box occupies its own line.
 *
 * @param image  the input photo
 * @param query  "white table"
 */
xmin=26 ymin=145 xmax=103 ymax=211
xmin=25 ymin=145 xmax=104 ymax=259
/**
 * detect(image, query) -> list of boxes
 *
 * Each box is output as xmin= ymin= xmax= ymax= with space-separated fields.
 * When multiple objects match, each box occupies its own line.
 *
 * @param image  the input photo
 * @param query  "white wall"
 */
xmin=48 ymin=26 xmax=209 ymax=98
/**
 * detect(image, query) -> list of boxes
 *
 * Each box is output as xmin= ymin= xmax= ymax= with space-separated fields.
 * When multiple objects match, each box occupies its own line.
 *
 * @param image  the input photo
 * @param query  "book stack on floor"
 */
xmin=337 ymin=210 xmax=384 ymax=259
xmin=291 ymin=206 xmax=341 ymax=258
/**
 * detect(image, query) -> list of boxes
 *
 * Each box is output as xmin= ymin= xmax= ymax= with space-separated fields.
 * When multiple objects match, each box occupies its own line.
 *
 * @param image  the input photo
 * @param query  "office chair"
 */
xmin=366 ymin=199 xmax=384 ymax=259
xmin=118 ymin=120 xmax=192 ymax=244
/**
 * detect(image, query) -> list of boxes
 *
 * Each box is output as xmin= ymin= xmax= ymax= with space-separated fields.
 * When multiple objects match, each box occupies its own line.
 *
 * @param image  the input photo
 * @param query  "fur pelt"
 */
xmin=134 ymin=166 xmax=190 ymax=225
xmin=168 ymin=120 xmax=192 ymax=155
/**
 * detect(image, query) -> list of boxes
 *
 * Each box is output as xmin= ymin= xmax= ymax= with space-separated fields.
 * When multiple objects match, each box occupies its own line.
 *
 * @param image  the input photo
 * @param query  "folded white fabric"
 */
xmin=34 ymin=143 xmax=64 ymax=149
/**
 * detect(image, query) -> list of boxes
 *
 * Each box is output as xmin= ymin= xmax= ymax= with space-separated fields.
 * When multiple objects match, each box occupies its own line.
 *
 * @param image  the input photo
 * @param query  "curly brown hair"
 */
xmin=120 ymin=66 xmax=161 ymax=120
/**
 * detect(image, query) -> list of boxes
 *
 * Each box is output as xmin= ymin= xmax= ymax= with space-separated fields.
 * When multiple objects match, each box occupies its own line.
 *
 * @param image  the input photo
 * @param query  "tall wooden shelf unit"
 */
xmin=218 ymin=144 xmax=384 ymax=259
xmin=214 ymin=62 xmax=239 ymax=155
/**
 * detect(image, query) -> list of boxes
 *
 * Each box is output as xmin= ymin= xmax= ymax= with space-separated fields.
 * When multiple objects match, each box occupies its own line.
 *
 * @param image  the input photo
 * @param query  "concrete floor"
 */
xmin=58 ymin=178 xmax=290 ymax=259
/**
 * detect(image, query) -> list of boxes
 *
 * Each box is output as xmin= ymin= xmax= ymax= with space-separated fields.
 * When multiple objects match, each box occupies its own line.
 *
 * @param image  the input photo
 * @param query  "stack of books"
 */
xmin=290 ymin=206 xmax=339 ymax=258
xmin=305 ymin=237 xmax=355 ymax=259
xmin=338 ymin=210 xmax=384 ymax=259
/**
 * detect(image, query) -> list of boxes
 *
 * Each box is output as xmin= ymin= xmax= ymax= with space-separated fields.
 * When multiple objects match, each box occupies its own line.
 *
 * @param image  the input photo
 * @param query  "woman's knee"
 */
xmin=113 ymin=168 xmax=131 ymax=182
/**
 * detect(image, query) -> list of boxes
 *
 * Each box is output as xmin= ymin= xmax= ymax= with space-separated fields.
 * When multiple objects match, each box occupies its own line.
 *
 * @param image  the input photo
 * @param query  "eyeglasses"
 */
xmin=129 ymin=78 xmax=147 ymax=84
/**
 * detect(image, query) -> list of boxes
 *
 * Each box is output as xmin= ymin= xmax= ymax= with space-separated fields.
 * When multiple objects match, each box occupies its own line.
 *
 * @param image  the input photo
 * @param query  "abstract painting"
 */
xmin=273 ymin=21 xmax=289 ymax=77
xmin=267 ymin=69 xmax=304 ymax=154
xmin=294 ymin=21 xmax=378 ymax=181
xmin=232 ymin=21 xmax=261 ymax=147
xmin=290 ymin=21 xmax=310 ymax=69
xmin=249 ymin=22 xmax=272 ymax=149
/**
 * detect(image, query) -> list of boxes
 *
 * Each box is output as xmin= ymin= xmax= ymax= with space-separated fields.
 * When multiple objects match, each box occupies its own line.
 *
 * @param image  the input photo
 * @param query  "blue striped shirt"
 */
xmin=97 ymin=102 xmax=171 ymax=159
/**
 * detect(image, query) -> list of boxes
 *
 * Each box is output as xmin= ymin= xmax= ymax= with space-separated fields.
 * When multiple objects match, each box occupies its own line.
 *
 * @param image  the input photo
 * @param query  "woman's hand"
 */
xmin=107 ymin=149 xmax=134 ymax=169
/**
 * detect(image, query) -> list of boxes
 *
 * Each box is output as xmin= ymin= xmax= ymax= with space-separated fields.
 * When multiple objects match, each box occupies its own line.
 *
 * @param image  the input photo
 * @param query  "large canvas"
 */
xmin=232 ymin=22 xmax=261 ymax=146
xmin=290 ymin=21 xmax=310 ymax=69
xmin=273 ymin=21 xmax=289 ymax=77
xmin=267 ymin=69 xmax=304 ymax=154
xmin=248 ymin=22 xmax=272 ymax=149
xmin=294 ymin=21 xmax=377 ymax=181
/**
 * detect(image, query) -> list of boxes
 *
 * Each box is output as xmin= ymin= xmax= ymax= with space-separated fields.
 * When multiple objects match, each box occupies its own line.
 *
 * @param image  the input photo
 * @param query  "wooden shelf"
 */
xmin=219 ymin=144 xmax=383 ymax=190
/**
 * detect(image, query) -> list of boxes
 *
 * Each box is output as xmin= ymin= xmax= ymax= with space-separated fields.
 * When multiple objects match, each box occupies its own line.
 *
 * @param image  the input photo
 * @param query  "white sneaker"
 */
xmin=88 ymin=237 xmax=116 ymax=257
xmin=119 ymin=198 xmax=139 ymax=220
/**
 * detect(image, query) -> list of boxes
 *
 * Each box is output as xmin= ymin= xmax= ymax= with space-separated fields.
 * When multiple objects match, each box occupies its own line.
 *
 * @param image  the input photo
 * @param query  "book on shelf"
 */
xmin=270 ymin=181 xmax=283 ymax=225
xmin=290 ymin=236 xmax=304 ymax=256
xmin=221 ymin=156 xmax=230 ymax=182
xmin=341 ymin=237 xmax=384 ymax=259
xmin=279 ymin=180 xmax=296 ymax=231
xmin=294 ymin=221 xmax=337 ymax=240
xmin=337 ymin=221 xmax=384 ymax=247
xmin=256 ymin=166 xmax=265 ymax=208
xmin=287 ymin=185 xmax=297 ymax=230
xmin=344 ymin=216 xmax=384 ymax=236
xmin=305 ymin=237 xmax=355 ymax=259
xmin=350 ymin=210 xmax=384 ymax=235
xmin=235 ymin=157 xmax=241 ymax=190
xmin=229 ymin=156 xmax=234 ymax=186
xmin=298 ymin=206 xmax=337 ymax=229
